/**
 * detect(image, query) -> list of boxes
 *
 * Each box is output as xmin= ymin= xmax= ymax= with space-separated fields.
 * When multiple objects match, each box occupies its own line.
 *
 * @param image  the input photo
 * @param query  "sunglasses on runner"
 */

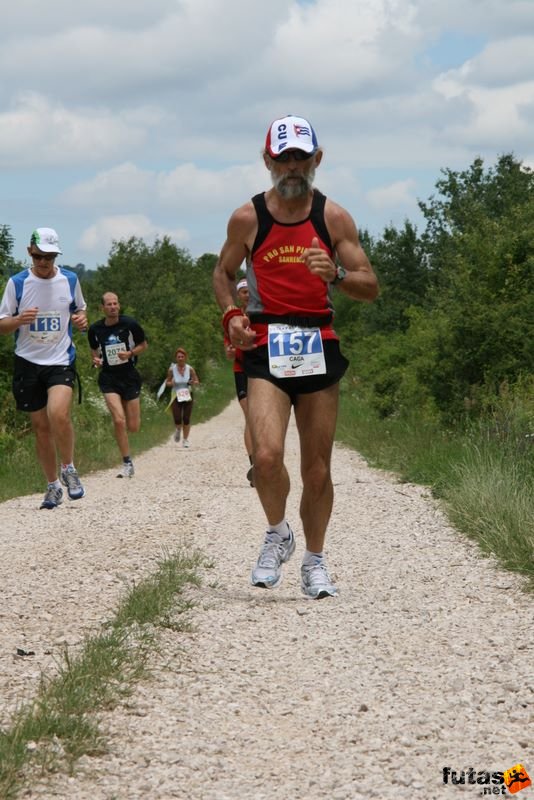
xmin=272 ymin=150 xmax=315 ymax=163
xmin=30 ymin=252 xmax=57 ymax=262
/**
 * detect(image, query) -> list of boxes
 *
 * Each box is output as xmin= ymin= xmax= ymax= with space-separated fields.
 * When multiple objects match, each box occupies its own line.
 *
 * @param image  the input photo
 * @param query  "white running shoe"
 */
xmin=117 ymin=461 xmax=135 ymax=478
xmin=251 ymin=527 xmax=296 ymax=589
xmin=301 ymin=561 xmax=339 ymax=599
xmin=182 ymin=439 xmax=190 ymax=448
xmin=40 ymin=485 xmax=63 ymax=510
xmin=60 ymin=466 xmax=85 ymax=500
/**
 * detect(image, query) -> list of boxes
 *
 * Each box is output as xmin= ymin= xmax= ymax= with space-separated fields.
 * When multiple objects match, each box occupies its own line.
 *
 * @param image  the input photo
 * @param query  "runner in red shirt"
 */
xmin=224 ymin=277 xmax=254 ymax=485
xmin=214 ymin=114 xmax=379 ymax=599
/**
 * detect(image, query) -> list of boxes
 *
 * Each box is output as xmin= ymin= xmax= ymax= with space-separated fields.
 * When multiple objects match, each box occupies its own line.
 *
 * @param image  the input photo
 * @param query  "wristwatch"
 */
xmin=331 ymin=264 xmax=347 ymax=286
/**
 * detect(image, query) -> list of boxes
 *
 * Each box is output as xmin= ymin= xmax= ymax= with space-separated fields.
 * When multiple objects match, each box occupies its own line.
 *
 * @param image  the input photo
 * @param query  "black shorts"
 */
xmin=12 ymin=356 xmax=76 ymax=412
xmin=98 ymin=368 xmax=142 ymax=401
xmin=234 ymin=372 xmax=248 ymax=401
xmin=243 ymin=339 xmax=349 ymax=404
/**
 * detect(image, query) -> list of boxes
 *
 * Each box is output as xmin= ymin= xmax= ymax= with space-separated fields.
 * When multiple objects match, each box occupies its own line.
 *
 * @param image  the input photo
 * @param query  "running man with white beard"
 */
xmin=214 ymin=115 xmax=379 ymax=598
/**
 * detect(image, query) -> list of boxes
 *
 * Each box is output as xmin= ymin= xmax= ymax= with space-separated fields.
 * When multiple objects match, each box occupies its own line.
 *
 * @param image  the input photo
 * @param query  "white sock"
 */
xmin=48 ymin=479 xmax=61 ymax=490
xmin=302 ymin=549 xmax=324 ymax=566
xmin=267 ymin=520 xmax=290 ymax=539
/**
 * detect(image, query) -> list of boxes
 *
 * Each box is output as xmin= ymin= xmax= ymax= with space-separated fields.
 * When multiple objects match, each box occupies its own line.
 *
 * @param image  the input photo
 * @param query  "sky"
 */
xmin=1 ymin=0 xmax=534 ymax=269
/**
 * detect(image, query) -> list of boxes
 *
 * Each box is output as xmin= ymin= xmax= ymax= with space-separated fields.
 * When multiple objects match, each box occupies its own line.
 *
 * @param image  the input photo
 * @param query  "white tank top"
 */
xmin=172 ymin=363 xmax=191 ymax=392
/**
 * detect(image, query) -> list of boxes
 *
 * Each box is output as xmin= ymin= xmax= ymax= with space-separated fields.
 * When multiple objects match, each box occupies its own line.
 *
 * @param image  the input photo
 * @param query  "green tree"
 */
xmin=0 ymin=225 xmax=29 ymax=442
xmin=0 ymin=225 xmax=15 ymax=278
xmin=419 ymin=155 xmax=534 ymax=416
xmin=338 ymin=154 xmax=534 ymax=422
xmin=81 ymin=238 xmax=222 ymax=390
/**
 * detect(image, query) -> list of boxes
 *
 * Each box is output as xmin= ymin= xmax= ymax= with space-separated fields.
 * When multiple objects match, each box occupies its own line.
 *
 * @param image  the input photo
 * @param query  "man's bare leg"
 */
xmin=37 ymin=384 xmax=84 ymax=503
xmin=247 ymin=378 xmax=295 ymax=588
xmin=294 ymin=382 xmax=339 ymax=553
xmin=124 ymin=397 xmax=141 ymax=434
xmin=30 ymin=407 xmax=58 ymax=482
xmin=103 ymin=392 xmax=130 ymax=457
xmin=247 ymin=377 xmax=292 ymax=525
xmin=293 ymin=383 xmax=340 ymax=598
xmin=46 ymin=384 xmax=75 ymax=466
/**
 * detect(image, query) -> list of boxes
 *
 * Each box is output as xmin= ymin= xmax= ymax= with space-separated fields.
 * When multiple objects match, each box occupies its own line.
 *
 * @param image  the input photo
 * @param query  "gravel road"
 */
xmin=0 ymin=399 xmax=532 ymax=799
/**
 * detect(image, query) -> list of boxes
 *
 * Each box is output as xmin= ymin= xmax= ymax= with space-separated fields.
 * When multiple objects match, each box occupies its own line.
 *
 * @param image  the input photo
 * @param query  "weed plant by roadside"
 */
xmin=0 ymin=549 xmax=204 ymax=800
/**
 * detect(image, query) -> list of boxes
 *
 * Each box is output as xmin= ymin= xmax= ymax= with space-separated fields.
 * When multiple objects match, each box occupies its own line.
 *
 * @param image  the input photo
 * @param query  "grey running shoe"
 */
xmin=301 ymin=561 xmax=339 ymax=599
xmin=174 ymin=429 xmax=181 ymax=443
xmin=40 ymin=485 xmax=63 ymax=510
xmin=117 ymin=461 xmax=134 ymax=478
xmin=60 ymin=466 xmax=86 ymax=500
xmin=251 ymin=527 xmax=296 ymax=589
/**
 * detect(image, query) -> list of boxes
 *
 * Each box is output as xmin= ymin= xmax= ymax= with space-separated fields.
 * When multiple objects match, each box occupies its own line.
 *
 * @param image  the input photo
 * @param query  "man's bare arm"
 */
xmin=302 ymin=201 xmax=379 ymax=302
xmin=213 ymin=203 xmax=256 ymax=310
xmin=0 ymin=307 xmax=39 ymax=334
xmin=213 ymin=204 xmax=259 ymax=349
xmin=329 ymin=203 xmax=378 ymax=301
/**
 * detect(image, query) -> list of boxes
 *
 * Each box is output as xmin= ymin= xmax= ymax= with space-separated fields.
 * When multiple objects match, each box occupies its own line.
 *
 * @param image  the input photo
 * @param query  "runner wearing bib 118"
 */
xmin=0 ymin=227 xmax=87 ymax=509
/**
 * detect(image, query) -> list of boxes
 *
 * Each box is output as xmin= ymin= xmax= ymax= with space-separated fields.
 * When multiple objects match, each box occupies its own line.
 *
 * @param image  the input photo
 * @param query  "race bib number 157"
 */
xmin=268 ymin=324 xmax=326 ymax=378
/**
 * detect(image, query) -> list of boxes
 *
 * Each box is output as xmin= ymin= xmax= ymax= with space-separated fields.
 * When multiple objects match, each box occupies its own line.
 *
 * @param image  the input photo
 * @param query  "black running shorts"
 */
xmin=98 ymin=368 xmax=142 ymax=401
xmin=12 ymin=356 xmax=76 ymax=412
xmin=234 ymin=372 xmax=248 ymax=401
xmin=243 ymin=339 xmax=349 ymax=404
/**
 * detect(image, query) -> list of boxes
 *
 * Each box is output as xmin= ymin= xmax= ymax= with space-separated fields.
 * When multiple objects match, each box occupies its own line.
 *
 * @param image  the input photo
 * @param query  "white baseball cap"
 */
xmin=236 ymin=278 xmax=248 ymax=291
xmin=30 ymin=227 xmax=62 ymax=254
xmin=265 ymin=115 xmax=319 ymax=158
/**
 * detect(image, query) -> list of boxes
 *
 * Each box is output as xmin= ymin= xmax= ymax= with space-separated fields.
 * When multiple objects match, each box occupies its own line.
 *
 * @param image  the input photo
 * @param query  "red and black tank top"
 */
xmin=246 ymin=189 xmax=337 ymax=346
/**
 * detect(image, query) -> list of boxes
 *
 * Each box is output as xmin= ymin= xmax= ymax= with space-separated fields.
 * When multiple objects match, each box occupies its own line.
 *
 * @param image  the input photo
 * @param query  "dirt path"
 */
xmin=0 ymin=400 xmax=532 ymax=799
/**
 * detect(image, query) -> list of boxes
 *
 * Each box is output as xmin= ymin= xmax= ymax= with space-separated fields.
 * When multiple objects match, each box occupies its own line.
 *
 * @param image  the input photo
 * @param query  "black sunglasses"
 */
xmin=273 ymin=150 xmax=314 ymax=163
xmin=30 ymin=252 xmax=57 ymax=262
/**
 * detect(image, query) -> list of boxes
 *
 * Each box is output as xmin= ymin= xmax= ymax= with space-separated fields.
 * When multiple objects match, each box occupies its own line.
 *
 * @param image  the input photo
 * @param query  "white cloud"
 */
xmin=0 ymin=0 xmax=179 ymax=36
xmin=414 ymin=0 xmax=534 ymax=38
xmin=366 ymin=178 xmax=417 ymax=210
xmin=2 ymin=0 xmax=534 ymax=267
xmin=464 ymin=36 xmax=534 ymax=87
xmin=0 ymin=0 xmax=291 ymax=108
xmin=63 ymin=161 xmax=266 ymax=213
xmin=0 ymin=94 xmax=149 ymax=168
xmin=78 ymin=214 xmax=189 ymax=256
xmin=433 ymin=46 xmax=534 ymax=149
xmin=266 ymin=0 xmax=421 ymax=95
xmin=63 ymin=163 xmax=153 ymax=205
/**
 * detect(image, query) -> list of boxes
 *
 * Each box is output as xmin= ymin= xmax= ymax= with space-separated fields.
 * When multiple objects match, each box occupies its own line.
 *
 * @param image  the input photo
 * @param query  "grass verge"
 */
xmin=0 ymin=548 xmax=204 ymax=800
xmin=337 ymin=383 xmax=534 ymax=589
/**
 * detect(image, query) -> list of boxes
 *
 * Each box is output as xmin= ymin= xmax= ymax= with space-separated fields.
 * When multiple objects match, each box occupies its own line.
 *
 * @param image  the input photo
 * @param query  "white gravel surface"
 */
xmin=0 ymin=399 xmax=532 ymax=799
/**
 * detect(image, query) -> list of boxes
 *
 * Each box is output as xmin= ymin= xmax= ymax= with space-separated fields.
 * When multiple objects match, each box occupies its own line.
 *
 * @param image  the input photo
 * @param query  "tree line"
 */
xmin=334 ymin=153 xmax=534 ymax=426
xmin=1 ymin=153 xmax=533 ymax=447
